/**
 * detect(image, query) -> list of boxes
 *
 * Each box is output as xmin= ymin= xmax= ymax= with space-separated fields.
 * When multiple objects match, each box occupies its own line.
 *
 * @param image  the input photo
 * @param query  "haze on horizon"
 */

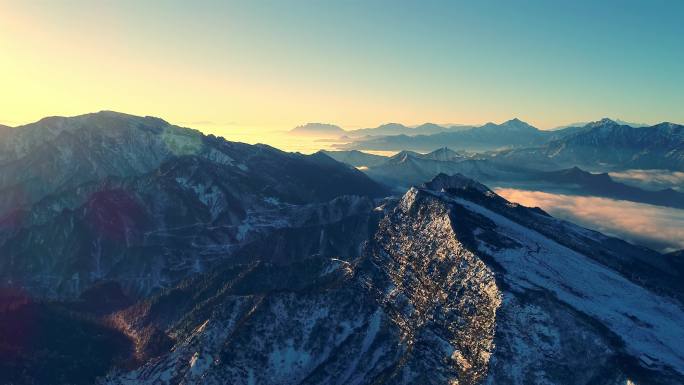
xmin=2 ymin=0 xmax=683 ymax=141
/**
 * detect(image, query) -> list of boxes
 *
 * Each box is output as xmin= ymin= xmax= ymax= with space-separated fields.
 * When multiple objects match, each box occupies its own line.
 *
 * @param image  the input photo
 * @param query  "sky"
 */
xmin=1 ymin=0 xmax=683 ymax=140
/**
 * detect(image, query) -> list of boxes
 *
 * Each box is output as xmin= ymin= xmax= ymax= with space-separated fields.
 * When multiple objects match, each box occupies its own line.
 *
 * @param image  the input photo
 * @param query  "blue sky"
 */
xmin=1 ymin=0 xmax=683 ymax=131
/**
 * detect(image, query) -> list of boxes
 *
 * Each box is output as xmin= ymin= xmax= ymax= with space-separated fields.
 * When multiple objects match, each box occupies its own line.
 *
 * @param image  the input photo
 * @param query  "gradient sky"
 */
xmin=1 ymin=0 xmax=683 ymax=137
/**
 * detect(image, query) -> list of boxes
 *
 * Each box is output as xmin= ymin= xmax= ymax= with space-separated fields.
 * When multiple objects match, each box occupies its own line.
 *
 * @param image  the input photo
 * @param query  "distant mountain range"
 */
xmin=291 ymin=118 xmax=680 ymax=167
xmin=323 ymin=148 xmax=684 ymax=209
xmin=337 ymin=118 xmax=572 ymax=152
xmin=347 ymin=122 xmax=472 ymax=137
xmin=552 ymin=119 xmax=649 ymax=130
xmin=292 ymin=118 xmax=627 ymax=143
xmin=289 ymin=122 xmax=346 ymax=136
xmin=292 ymin=118 xmax=655 ymax=139
xmin=492 ymin=119 xmax=684 ymax=171
xmin=290 ymin=122 xmax=472 ymax=138
xmin=319 ymin=149 xmax=388 ymax=168
xmin=336 ymin=118 xmax=684 ymax=171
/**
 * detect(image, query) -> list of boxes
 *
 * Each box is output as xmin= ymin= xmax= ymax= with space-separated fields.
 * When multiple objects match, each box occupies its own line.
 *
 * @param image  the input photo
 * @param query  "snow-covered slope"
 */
xmin=0 ymin=111 xmax=388 ymax=218
xmin=99 ymin=174 xmax=684 ymax=384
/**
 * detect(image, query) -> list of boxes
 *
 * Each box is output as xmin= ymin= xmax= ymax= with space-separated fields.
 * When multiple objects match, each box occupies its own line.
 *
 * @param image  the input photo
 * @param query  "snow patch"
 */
xmin=448 ymin=195 xmax=684 ymax=375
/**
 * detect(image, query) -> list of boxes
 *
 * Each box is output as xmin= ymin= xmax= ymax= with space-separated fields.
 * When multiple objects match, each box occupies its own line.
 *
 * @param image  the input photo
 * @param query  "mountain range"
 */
xmin=289 ymin=123 xmax=346 ymax=136
xmin=0 ymin=112 xmax=388 ymax=299
xmin=347 ymin=122 xmax=472 ymax=137
xmin=337 ymin=118 xmax=574 ymax=152
xmin=1 ymin=112 xmax=683 ymax=385
xmin=289 ymin=119 xmax=684 ymax=172
xmin=289 ymin=118 xmax=649 ymax=140
xmin=323 ymin=148 xmax=684 ymax=210
xmin=335 ymin=118 xmax=684 ymax=172
xmin=289 ymin=122 xmax=472 ymax=138
xmin=552 ymin=119 xmax=649 ymax=130
xmin=492 ymin=119 xmax=684 ymax=171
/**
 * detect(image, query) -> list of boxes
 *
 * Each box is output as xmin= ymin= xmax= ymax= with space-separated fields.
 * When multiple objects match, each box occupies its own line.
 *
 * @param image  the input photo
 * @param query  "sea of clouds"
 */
xmin=609 ymin=169 xmax=684 ymax=192
xmin=495 ymin=188 xmax=684 ymax=253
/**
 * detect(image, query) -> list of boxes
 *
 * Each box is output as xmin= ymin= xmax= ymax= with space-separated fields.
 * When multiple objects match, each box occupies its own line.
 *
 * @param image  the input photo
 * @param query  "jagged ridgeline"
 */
xmin=0 ymin=112 xmax=683 ymax=384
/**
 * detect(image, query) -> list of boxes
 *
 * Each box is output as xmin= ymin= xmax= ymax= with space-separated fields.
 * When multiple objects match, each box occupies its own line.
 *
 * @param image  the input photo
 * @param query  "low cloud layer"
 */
xmin=495 ymin=188 xmax=684 ymax=253
xmin=609 ymin=169 xmax=684 ymax=192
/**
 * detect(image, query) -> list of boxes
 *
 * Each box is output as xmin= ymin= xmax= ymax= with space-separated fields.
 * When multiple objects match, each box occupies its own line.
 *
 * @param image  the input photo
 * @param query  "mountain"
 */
xmin=0 ymin=112 xmax=386 ymax=218
xmin=553 ymin=119 xmax=649 ymax=130
xmin=339 ymin=119 xmax=552 ymax=152
xmin=324 ymin=148 xmax=468 ymax=166
xmin=359 ymin=150 xmax=524 ymax=189
xmin=93 ymin=174 xmax=684 ymax=384
xmin=0 ymin=291 xmax=133 ymax=385
xmin=419 ymin=147 xmax=466 ymax=161
xmin=338 ymin=118 xmax=684 ymax=169
xmin=0 ymin=111 xmax=205 ymax=216
xmin=325 ymin=149 xmax=684 ymax=210
xmin=319 ymin=149 xmax=388 ymax=168
xmin=0 ymin=124 xmax=12 ymax=136
xmin=347 ymin=122 xmax=472 ymax=137
xmin=533 ymin=167 xmax=684 ymax=208
xmin=289 ymin=123 xmax=345 ymax=136
xmin=0 ymin=112 xmax=389 ymax=299
xmin=493 ymin=119 xmax=684 ymax=171
xmin=350 ymin=122 xmax=410 ymax=136
xmin=477 ymin=118 xmax=538 ymax=133
xmin=546 ymin=119 xmax=684 ymax=170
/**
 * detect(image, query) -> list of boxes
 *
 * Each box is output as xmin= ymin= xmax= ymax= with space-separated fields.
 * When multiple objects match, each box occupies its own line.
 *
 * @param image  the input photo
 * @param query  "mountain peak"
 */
xmin=501 ymin=118 xmax=536 ymax=130
xmin=421 ymin=173 xmax=490 ymax=193
xmin=586 ymin=118 xmax=619 ymax=128
xmin=290 ymin=123 xmax=344 ymax=135
xmin=26 ymin=111 xmax=170 ymax=129
xmin=479 ymin=118 xmax=537 ymax=132
xmin=415 ymin=122 xmax=442 ymax=129
xmin=389 ymin=150 xmax=420 ymax=163
xmin=377 ymin=122 xmax=408 ymax=129
xmin=424 ymin=147 xmax=463 ymax=161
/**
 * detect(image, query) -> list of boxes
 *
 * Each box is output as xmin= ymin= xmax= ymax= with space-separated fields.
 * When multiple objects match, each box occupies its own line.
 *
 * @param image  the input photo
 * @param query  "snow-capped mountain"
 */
xmin=0 ymin=111 xmax=387 ymax=217
xmin=339 ymin=119 xmax=551 ymax=152
xmin=324 ymin=148 xmax=684 ymax=209
xmin=493 ymin=119 xmax=684 ymax=171
xmin=337 ymin=118 xmax=684 ymax=171
xmin=553 ymin=119 xmax=649 ymax=130
xmin=97 ymin=174 xmax=684 ymax=384
xmin=0 ymin=112 xmax=388 ymax=299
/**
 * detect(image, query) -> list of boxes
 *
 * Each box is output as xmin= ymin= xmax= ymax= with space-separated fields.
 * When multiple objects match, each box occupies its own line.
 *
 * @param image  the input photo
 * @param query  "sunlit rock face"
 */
xmin=102 ymin=181 xmax=502 ymax=385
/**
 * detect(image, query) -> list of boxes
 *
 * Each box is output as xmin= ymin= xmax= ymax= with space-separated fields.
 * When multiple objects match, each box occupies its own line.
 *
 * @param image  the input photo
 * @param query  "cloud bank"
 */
xmin=495 ymin=188 xmax=684 ymax=253
xmin=609 ymin=169 xmax=684 ymax=192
